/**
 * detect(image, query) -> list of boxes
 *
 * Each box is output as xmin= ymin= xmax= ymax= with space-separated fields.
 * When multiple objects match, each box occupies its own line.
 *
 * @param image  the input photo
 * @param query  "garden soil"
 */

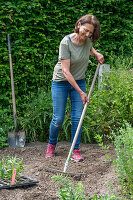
xmin=0 ymin=141 xmax=119 ymax=200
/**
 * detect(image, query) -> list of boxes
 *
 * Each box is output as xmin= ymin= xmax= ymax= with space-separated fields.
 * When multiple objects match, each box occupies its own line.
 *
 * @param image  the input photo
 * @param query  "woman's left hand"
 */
xmin=90 ymin=48 xmax=104 ymax=64
xmin=95 ymin=52 xmax=104 ymax=64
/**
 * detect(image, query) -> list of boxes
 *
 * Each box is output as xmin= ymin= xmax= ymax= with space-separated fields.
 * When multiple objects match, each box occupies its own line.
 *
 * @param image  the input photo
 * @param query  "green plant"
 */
xmin=82 ymin=58 xmax=133 ymax=143
xmin=0 ymin=106 xmax=14 ymax=130
xmin=0 ymin=128 xmax=8 ymax=149
xmin=0 ymin=154 xmax=24 ymax=184
xmin=91 ymin=194 xmax=118 ymax=200
xmin=52 ymin=175 xmax=88 ymax=200
xmin=94 ymin=134 xmax=112 ymax=162
xmin=113 ymin=123 xmax=133 ymax=199
xmin=22 ymin=89 xmax=53 ymax=142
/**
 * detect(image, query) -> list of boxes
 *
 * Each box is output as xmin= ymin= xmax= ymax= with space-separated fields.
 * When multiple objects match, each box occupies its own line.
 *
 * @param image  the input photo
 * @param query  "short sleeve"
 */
xmin=59 ymin=37 xmax=71 ymax=60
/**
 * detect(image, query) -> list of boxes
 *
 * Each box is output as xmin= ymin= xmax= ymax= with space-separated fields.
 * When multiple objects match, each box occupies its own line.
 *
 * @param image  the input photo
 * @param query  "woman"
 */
xmin=45 ymin=14 xmax=104 ymax=161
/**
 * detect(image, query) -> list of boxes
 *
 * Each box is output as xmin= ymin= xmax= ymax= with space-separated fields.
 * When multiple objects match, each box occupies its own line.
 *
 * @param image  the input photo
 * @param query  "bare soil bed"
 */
xmin=0 ymin=141 xmax=118 ymax=200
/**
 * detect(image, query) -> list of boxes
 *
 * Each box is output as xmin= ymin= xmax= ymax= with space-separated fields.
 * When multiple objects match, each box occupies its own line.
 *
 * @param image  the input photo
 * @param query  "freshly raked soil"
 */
xmin=0 ymin=141 xmax=119 ymax=200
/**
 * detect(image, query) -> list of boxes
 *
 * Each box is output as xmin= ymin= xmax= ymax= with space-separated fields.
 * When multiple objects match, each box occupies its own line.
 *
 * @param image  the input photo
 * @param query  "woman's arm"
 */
xmin=90 ymin=47 xmax=104 ymax=64
xmin=61 ymin=59 xmax=89 ymax=105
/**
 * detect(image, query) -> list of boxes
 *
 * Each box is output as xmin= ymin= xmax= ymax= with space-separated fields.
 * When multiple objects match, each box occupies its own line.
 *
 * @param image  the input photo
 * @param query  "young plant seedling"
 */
xmin=0 ymin=154 xmax=24 ymax=185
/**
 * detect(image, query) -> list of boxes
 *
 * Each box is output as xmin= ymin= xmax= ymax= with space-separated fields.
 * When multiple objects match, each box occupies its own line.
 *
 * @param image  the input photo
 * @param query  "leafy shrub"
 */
xmin=108 ymin=49 xmax=133 ymax=70
xmin=22 ymin=89 xmax=53 ymax=142
xmin=0 ymin=106 xmax=14 ymax=129
xmin=82 ymin=61 xmax=133 ymax=142
xmin=0 ymin=106 xmax=14 ymax=148
xmin=0 ymin=128 xmax=8 ymax=149
xmin=113 ymin=124 xmax=133 ymax=198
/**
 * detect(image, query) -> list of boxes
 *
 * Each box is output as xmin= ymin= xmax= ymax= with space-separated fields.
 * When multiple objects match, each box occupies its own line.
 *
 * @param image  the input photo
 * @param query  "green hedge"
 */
xmin=0 ymin=0 xmax=133 ymax=130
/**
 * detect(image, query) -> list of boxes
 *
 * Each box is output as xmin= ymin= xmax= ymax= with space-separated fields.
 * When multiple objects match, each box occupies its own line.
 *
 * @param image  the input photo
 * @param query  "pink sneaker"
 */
xmin=45 ymin=144 xmax=55 ymax=158
xmin=71 ymin=149 xmax=84 ymax=162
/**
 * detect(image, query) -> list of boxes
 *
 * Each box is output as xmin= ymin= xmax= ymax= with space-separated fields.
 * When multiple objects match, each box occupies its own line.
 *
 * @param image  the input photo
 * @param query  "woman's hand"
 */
xmin=80 ymin=91 xmax=90 ymax=105
xmin=90 ymin=47 xmax=104 ymax=64
xmin=95 ymin=52 xmax=104 ymax=64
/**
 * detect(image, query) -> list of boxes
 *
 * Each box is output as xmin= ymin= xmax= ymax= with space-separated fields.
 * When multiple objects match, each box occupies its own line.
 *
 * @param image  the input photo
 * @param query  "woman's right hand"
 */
xmin=80 ymin=91 xmax=89 ymax=105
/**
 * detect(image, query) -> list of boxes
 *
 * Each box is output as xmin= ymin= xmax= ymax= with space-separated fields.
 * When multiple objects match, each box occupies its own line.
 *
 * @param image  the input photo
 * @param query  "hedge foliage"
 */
xmin=0 ymin=0 xmax=133 ymax=125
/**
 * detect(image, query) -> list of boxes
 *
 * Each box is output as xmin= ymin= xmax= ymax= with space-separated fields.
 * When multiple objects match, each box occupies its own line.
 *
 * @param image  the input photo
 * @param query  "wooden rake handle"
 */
xmin=7 ymin=34 xmax=17 ymax=130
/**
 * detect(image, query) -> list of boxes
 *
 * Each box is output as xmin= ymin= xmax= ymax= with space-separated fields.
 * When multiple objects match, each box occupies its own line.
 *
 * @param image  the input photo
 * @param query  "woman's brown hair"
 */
xmin=74 ymin=14 xmax=101 ymax=43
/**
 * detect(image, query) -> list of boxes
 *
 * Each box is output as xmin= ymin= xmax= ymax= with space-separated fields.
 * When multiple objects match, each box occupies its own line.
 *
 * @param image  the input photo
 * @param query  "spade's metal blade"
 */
xmin=8 ymin=130 xmax=26 ymax=147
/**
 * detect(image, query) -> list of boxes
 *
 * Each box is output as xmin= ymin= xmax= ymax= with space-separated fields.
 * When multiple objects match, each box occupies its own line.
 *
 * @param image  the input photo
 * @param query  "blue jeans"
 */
xmin=49 ymin=79 xmax=86 ymax=150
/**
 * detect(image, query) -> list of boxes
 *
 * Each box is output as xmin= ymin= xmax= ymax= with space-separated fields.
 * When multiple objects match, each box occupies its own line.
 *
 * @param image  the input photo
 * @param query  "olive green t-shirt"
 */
xmin=52 ymin=35 xmax=92 ymax=81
